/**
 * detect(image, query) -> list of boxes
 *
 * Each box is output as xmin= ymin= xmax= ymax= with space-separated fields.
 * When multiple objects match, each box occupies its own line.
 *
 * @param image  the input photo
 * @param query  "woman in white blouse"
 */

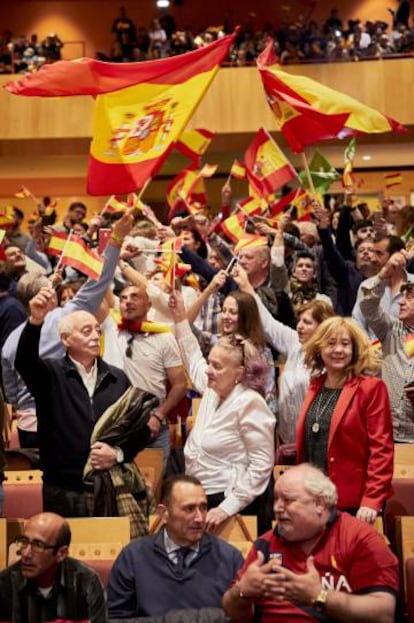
xmin=169 ymin=291 xmax=275 ymax=532
xmin=233 ymin=265 xmax=334 ymax=444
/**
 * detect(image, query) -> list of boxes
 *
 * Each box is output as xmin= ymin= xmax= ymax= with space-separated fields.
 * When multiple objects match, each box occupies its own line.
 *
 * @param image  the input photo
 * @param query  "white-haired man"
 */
xmin=223 ymin=463 xmax=398 ymax=623
xmin=15 ymin=293 xmax=149 ymax=517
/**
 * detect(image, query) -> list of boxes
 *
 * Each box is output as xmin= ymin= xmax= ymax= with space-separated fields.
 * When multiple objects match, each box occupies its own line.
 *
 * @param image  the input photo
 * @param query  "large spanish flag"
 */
xmin=257 ymin=40 xmax=406 ymax=153
xmin=244 ymin=128 xmax=297 ymax=196
xmin=5 ymin=34 xmax=235 ymax=196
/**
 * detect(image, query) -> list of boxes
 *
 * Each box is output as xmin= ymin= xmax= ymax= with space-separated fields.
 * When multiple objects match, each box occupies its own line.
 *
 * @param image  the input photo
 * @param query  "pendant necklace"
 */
xmin=311 ymin=388 xmax=340 ymax=434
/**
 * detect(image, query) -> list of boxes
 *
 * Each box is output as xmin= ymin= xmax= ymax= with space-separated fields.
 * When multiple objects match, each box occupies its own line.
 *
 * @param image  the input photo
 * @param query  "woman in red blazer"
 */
xmin=296 ymin=316 xmax=394 ymax=524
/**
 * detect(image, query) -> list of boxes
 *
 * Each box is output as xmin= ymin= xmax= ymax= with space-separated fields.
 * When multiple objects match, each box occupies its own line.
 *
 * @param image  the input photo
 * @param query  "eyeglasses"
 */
xmin=400 ymin=283 xmax=414 ymax=300
xmin=15 ymin=536 xmax=58 ymax=553
xmin=125 ymin=334 xmax=134 ymax=358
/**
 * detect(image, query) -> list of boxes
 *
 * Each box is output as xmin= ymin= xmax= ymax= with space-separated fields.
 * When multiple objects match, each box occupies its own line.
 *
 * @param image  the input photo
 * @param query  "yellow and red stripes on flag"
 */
xmin=269 ymin=188 xmax=304 ymax=217
xmin=59 ymin=235 xmax=104 ymax=281
xmin=238 ymin=196 xmax=265 ymax=217
xmin=234 ymin=235 xmax=268 ymax=253
xmin=256 ymin=40 xmax=406 ymax=153
xmin=46 ymin=230 xmax=68 ymax=256
xmin=0 ymin=205 xmax=15 ymax=228
xmin=244 ymin=127 xmax=297 ymax=197
xmin=103 ymin=195 xmax=128 ymax=215
xmin=221 ymin=212 xmax=246 ymax=243
xmin=230 ymin=160 xmax=246 ymax=180
xmin=385 ymin=173 xmax=403 ymax=189
xmin=175 ymin=128 xmax=215 ymax=161
xmin=167 ymin=167 xmax=208 ymax=217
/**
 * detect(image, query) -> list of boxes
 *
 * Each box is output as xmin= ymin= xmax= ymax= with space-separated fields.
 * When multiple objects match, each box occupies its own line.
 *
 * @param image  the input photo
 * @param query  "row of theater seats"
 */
xmin=0 ymin=513 xmax=257 ymax=587
xmin=2 ymin=441 xmax=414 ymax=619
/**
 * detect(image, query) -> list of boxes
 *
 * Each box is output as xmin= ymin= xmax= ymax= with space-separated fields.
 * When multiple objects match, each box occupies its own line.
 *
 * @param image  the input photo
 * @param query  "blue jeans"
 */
xmin=148 ymin=424 xmax=170 ymax=472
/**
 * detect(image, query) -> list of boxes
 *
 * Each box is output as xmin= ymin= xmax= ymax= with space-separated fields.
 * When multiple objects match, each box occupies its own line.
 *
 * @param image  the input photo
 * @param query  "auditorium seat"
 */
xmin=2 ymin=470 xmax=43 ymax=519
xmin=384 ymin=478 xmax=414 ymax=549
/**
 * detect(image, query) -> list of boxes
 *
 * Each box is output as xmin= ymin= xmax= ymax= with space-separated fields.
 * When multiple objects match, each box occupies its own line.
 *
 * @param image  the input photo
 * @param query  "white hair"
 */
xmin=302 ymin=464 xmax=338 ymax=508
xmin=58 ymin=315 xmax=75 ymax=337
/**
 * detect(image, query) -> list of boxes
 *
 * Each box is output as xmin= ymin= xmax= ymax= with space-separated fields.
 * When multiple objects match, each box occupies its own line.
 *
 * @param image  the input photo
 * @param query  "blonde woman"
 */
xmin=296 ymin=317 xmax=394 ymax=523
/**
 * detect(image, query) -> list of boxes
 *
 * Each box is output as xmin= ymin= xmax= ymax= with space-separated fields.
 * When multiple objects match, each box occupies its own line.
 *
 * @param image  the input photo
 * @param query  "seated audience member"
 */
xmin=222 ymin=464 xmax=398 ymax=623
xmin=0 ymin=512 xmax=106 ymax=623
xmin=169 ymin=291 xmax=275 ymax=533
xmin=360 ymin=250 xmax=414 ymax=442
xmin=107 ymin=474 xmax=244 ymax=619
xmin=297 ymin=316 xmax=393 ymax=522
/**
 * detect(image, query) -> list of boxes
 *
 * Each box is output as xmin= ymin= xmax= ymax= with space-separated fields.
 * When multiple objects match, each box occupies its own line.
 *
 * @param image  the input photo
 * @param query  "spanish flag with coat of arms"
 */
xmin=5 ymin=34 xmax=236 ymax=196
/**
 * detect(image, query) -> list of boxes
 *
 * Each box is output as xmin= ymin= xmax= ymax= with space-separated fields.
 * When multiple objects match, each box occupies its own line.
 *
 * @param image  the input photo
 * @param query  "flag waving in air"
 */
xmin=6 ymin=34 xmax=236 ymax=196
xmin=299 ymin=149 xmax=340 ymax=193
xmin=256 ymin=40 xmax=406 ymax=153
xmin=244 ymin=127 xmax=297 ymax=197
xmin=175 ymin=128 xmax=215 ymax=162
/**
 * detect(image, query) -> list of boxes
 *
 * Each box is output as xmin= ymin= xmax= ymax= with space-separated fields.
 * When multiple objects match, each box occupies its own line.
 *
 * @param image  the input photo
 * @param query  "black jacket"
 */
xmin=15 ymin=321 xmax=131 ymax=490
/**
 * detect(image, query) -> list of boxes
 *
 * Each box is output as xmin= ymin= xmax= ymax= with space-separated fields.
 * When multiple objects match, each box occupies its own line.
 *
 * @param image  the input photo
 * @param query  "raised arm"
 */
xmin=169 ymin=290 xmax=208 ymax=394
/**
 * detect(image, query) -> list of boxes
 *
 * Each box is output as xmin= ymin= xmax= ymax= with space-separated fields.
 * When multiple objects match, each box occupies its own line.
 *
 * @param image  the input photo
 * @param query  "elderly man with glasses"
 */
xmin=360 ymin=248 xmax=414 ymax=442
xmin=0 ymin=512 xmax=106 ymax=622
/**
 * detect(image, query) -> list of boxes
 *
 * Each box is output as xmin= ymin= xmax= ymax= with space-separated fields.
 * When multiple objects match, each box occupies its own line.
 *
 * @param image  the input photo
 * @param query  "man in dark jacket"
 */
xmin=107 ymin=474 xmax=244 ymax=619
xmin=15 ymin=286 xmax=148 ymax=517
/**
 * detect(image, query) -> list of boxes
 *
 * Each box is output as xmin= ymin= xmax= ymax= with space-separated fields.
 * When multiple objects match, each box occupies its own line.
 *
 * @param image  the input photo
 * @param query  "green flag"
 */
xmin=299 ymin=149 xmax=340 ymax=193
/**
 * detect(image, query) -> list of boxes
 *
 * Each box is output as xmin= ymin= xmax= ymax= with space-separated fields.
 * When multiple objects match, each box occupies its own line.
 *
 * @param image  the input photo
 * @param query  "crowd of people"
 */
xmin=0 ymin=178 xmax=412 ymax=618
xmin=2 ymin=1 xmax=414 ymax=75
xmin=0 ymin=30 xmax=63 ymax=74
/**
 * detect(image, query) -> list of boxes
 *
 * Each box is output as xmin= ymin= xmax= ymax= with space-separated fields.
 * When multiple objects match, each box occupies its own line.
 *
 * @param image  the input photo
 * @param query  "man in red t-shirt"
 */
xmin=223 ymin=463 xmax=398 ymax=622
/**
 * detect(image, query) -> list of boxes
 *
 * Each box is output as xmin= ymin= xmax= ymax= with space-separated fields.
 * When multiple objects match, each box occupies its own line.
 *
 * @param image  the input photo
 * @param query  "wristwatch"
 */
xmin=115 ymin=447 xmax=124 ymax=464
xmin=312 ymin=589 xmax=328 ymax=613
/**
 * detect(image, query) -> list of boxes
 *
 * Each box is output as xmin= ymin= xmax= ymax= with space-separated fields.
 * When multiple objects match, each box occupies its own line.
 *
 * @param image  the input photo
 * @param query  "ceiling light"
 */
xmin=156 ymin=0 xmax=170 ymax=6
xmin=362 ymin=155 xmax=372 ymax=161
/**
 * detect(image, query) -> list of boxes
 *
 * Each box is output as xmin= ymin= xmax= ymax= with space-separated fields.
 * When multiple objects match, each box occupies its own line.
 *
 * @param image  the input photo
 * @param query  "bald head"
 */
xmin=25 ymin=512 xmax=71 ymax=548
